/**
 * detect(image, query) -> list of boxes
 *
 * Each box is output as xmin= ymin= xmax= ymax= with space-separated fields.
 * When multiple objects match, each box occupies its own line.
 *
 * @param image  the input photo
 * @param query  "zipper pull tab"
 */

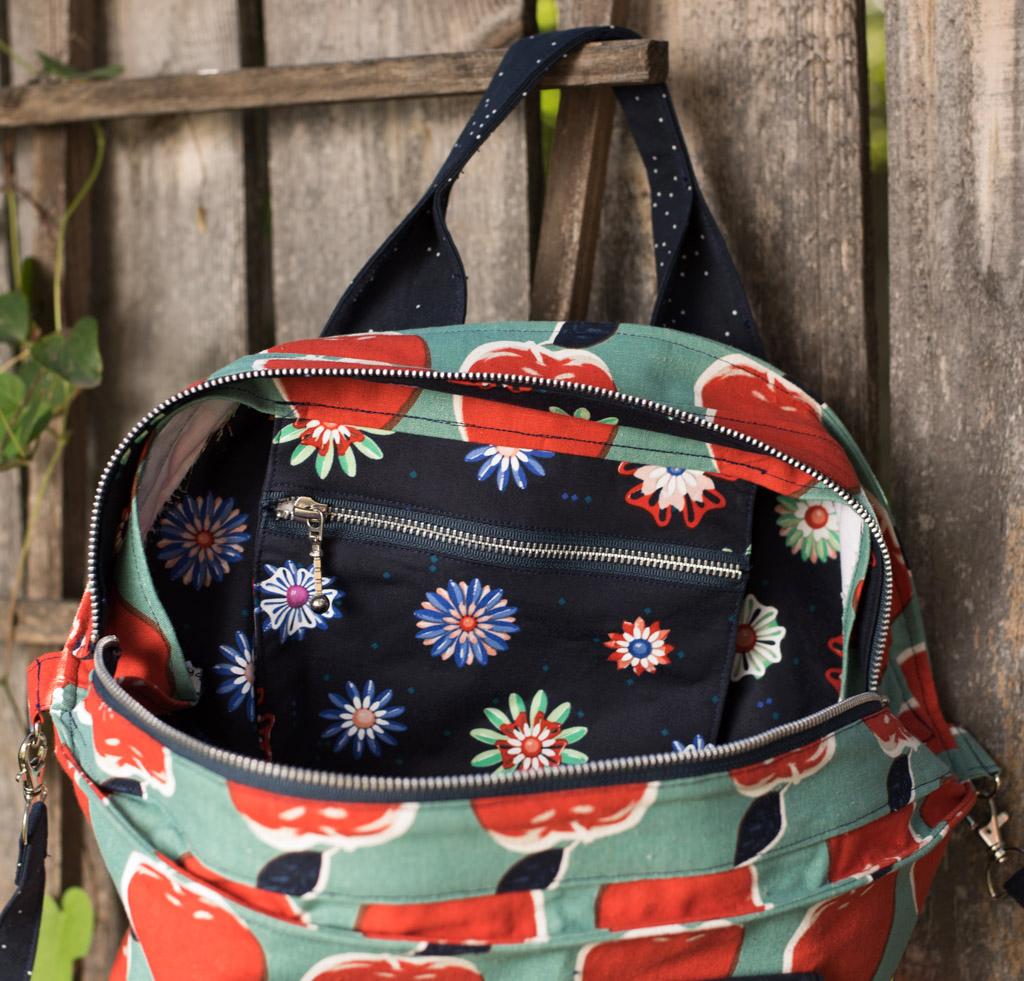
xmin=282 ymin=496 xmax=330 ymax=613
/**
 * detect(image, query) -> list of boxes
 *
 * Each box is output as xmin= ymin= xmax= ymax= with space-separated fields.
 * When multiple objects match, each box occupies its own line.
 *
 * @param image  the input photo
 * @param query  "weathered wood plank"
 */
xmin=588 ymin=0 xmax=877 ymax=459
xmin=530 ymin=0 xmax=629 ymax=319
xmin=0 ymin=39 xmax=666 ymax=127
xmin=887 ymin=2 xmax=1024 ymax=978
xmin=81 ymin=2 xmax=251 ymax=972
xmin=264 ymin=0 xmax=533 ymax=340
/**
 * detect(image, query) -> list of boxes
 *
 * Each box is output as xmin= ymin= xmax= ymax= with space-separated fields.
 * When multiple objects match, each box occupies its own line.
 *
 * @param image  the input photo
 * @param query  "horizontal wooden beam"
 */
xmin=0 ymin=39 xmax=667 ymax=128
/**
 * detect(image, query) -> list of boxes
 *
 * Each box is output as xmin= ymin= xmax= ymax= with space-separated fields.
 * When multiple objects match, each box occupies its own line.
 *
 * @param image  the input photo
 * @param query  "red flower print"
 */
xmin=80 ymin=685 xmax=174 ymax=796
xmin=730 ymin=736 xmax=836 ymax=797
xmin=575 ymin=923 xmax=744 ymax=981
xmin=455 ymin=338 xmax=618 ymax=457
xmin=864 ymin=708 xmax=920 ymax=758
xmin=694 ymin=353 xmax=859 ymax=494
xmin=783 ymin=875 xmax=897 ymax=980
xmin=227 ymin=781 xmax=417 ymax=851
xmin=596 ymin=865 xmax=768 ymax=931
xmin=617 ymin=462 xmax=727 ymax=529
xmin=121 ymin=853 xmax=267 ymax=981
xmin=300 ymin=954 xmax=482 ymax=981
xmin=357 ymin=890 xmax=546 ymax=945
xmin=604 ymin=617 xmax=675 ymax=675
xmin=825 ymin=634 xmax=844 ymax=693
xmin=471 ymin=781 xmax=658 ymax=853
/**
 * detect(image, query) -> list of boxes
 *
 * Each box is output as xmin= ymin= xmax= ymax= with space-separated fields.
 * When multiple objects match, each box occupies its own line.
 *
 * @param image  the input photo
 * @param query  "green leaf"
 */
xmin=31 ymin=316 xmax=102 ymax=387
xmin=547 ymin=701 xmax=571 ymax=725
xmin=315 ymin=446 xmax=334 ymax=479
xmin=337 ymin=447 xmax=357 ymax=477
xmin=15 ymin=358 xmax=73 ymax=446
xmin=38 ymin=52 xmax=123 ymax=80
xmin=354 ymin=433 xmax=383 ymax=460
xmin=19 ymin=256 xmax=39 ymax=302
xmin=507 ymin=692 xmax=526 ymax=719
xmin=31 ymin=886 xmax=95 ymax=981
xmin=471 ymin=748 xmax=503 ymax=768
xmin=290 ymin=442 xmax=315 ymax=466
xmin=0 ymin=372 xmax=27 ymax=464
xmin=0 ymin=291 xmax=29 ymax=343
xmin=561 ymin=726 xmax=588 ymax=745
xmin=562 ymin=748 xmax=589 ymax=765
xmin=529 ymin=689 xmax=548 ymax=719
xmin=273 ymin=423 xmax=302 ymax=444
xmin=469 ymin=727 xmax=504 ymax=745
xmin=483 ymin=706 xmax=510 ymax=729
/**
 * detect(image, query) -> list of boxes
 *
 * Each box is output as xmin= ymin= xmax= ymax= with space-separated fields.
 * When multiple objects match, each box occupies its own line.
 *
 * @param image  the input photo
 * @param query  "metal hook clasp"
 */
xmin=16 ymin=722 xmax=47 ymax=846
xmin=967 ymin=775 xmax=1024 ymax=900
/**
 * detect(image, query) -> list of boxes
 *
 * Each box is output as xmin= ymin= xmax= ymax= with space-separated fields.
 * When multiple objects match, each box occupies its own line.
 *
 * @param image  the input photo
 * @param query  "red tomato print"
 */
xmin=783 ymin=874 xmax=896 ymax=980
xmin=575 ymin=924 xmax=744 ymax=981
xmin=175 ymin=852 xmax=308 ymax=926
xmin=121 ymin=853 xmax=267 ymax=981
xmin=730 ymin=736 xmax=835 ymax=797
xmin=261 ymin=332 xmax=430 ymax=432
xmin=455 ymin=339 xmax=618 ymax=457
xmin=471 ymin=781 xmax=657 ymax=853
xmin=300 ymin=954 xmax=482 ymax=981
xmin=228 ymin=781 xmax=417 ymax=851
xmin=357 ymin=890 xmax=546 ymax=945
xmin=895 ymin=644 xmax=959 ymax=755
xmin=694 ymin=353 xmax=858 ymax=494
xmin=826 ymin=805 xmax=923 ymax=882
xmin=865 ymin=708 xmax=920 ymax=758
xmin=596 ymin=865 xmax=767 ymax=931
xmin=80 ymin=685 xmax=174 ymax=796
xmin=919 ymin=778 xmax=975 ymax=830
xmin=911 ymin=837 xmax=950 ymax=913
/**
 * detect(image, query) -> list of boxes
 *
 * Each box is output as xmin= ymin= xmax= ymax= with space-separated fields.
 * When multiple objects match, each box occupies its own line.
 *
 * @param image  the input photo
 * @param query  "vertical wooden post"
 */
xmin=587 ymin=1 xmax=877 ymax=457
xmin=888 ymin=3 xmax=1024 ymax=978
xmin=530 ymin=0 xmax=630 ymax=321
xmin=263 ymin=0 xmax=533 ymax=342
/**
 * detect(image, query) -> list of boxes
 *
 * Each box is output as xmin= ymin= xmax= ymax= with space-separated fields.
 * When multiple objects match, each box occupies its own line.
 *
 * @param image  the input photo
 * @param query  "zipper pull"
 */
xmin=277 ymin=496 xmax=331 ymax=613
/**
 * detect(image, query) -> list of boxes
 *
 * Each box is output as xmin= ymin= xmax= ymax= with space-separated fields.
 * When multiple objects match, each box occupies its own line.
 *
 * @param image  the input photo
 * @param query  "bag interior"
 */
xmin=110 ymin=379 xmax=873 ymax=778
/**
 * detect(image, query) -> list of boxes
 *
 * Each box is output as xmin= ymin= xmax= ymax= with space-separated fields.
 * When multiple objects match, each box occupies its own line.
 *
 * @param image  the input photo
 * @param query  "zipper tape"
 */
xmin=91 ymin=635 xmax=884 ymax=801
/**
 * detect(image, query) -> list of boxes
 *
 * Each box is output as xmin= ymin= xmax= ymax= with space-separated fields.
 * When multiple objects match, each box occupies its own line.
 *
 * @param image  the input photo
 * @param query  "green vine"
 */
xmin=0 ymin=47 xmax=120 ymax=723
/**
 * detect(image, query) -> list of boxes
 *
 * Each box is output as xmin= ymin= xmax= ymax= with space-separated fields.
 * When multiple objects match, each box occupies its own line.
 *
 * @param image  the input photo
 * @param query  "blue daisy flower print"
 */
xmin=415 ymin=578 xmax=519 ymax=667
xmin=320 ymin=680 xmax=407 ymax=759
xmin=464 ymin=444 xmax=555 ymax=491
xmin=156 ymin=492 xmax=250 ymax=589
xmin=212 ymin=631 xmax=256 ymax=721
xmin=671 ymin=734 xmax=714 ymax=756
xmin=257 ymin=560 xmax=342 ymax=642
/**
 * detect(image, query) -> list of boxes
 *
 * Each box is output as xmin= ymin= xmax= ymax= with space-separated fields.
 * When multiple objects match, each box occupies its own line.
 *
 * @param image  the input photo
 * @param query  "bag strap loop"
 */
xmin=320 ymin=26 xmax=762 ymax=356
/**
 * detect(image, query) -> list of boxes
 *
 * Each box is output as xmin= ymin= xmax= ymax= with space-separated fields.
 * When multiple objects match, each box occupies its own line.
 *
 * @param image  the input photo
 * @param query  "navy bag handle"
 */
xmin=321 ymin=25 xmax=763 ymax=357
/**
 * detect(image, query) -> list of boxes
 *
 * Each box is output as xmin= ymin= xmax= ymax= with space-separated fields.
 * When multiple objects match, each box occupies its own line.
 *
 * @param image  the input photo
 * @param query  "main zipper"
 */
xmin=87 ymin=364 xmax=894 ymax=692
xmin=91 ymin=634 xmax=883 ymax=796
xmin=273 ymin=494 xmax=745 ymax=608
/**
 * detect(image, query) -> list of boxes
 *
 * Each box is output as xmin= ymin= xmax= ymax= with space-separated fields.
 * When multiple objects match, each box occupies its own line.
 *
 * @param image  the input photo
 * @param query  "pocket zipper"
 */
xmin=273 ymin=494 xmax=746 ymax=605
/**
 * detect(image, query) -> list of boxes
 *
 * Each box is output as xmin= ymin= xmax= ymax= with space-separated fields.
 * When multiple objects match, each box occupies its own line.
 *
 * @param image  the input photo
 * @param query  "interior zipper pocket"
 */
xmin=272 ymin=494 xmax=747 ymax=608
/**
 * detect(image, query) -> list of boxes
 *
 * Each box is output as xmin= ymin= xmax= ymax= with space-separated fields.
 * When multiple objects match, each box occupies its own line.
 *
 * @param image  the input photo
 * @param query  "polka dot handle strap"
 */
xmin=320 ymin=25 xmax=763 ymax=357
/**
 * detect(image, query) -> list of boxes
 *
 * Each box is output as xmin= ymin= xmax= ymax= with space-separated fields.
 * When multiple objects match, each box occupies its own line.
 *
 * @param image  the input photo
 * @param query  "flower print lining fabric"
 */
xmin=142 ymin=399 xmax=851 ymax=776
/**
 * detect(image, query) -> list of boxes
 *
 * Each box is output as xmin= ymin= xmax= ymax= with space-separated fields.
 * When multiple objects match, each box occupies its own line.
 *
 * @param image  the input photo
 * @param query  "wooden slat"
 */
xmin=8 ymin=598 xmax=81 ymax=647
xmin=530 ymin=0 xmax=630 ymax=320
xmin=586 ymin=1 xmax=878 ymax=459
xmin=78 ymin=1 xmax=252 ymax=972
xmin=0 ymin=39 xmax=667 ymax=128
xmin=887 ymin=3 xmax=1024 ymax=978
xmin=264 ymin=0 xmax=534 ymax=340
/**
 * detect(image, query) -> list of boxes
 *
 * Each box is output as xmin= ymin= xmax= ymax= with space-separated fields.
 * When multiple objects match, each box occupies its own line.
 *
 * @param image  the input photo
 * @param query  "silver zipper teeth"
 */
xmin=83 ymin=364 xmax=894 ymax=790
xmin=92 ymin=634 xmax=882 ymax=793
xmin=275 ymin=500 xmax=744 ymax=580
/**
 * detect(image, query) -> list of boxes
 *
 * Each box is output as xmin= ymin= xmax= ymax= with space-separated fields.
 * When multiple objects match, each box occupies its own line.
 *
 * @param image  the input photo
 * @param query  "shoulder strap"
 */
xmin=0 ymin=801 xmax=47 ymax=977
xmin=321 ymin=26 xmax=762 ymax=356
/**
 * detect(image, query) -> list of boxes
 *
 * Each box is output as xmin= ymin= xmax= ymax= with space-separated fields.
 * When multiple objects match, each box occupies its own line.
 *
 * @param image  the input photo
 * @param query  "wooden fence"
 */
xmin=0 ymin=1 xmax=1020 ymax=977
